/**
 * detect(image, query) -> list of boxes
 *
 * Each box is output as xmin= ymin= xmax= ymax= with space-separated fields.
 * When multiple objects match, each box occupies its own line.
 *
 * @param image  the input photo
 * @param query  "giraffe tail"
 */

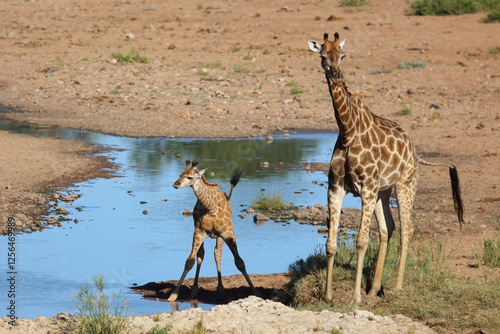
xmin=227 ymin=168 xmax=243 ymax=201
xmin=418 ymin=158 xmax=464 ymax=230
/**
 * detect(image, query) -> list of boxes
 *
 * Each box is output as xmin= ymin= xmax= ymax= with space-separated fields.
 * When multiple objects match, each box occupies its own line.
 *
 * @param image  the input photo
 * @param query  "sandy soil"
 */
xmin=0 ymin=0 xmax=499 ymax=329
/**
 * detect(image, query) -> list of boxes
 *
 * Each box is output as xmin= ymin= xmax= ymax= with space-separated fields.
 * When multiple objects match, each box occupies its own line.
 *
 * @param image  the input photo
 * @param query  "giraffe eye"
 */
xmin=187 ymin=176 xmax=193 ymax=180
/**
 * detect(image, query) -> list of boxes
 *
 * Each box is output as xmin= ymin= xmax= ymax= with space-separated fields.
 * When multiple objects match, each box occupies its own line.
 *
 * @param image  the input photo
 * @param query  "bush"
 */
xmin=480 ymin=5 xmax=500 ymax=22
xmin=410 ymin=0 xmax=498 ymax=16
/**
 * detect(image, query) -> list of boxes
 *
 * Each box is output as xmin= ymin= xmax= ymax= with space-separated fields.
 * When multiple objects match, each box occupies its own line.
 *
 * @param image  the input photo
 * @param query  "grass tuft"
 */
xmin=112 ymin=47 xmax=149 ymax=64
xmin=148 ymin=323 xmax=173 ymax=333
xmin=73 ymin=273 xmax=130 ymax=334
xmin=397 ymin=60 xmax=426 ymax=69
xmin=339 ymin=0 xmax=370 ymax=6
xmin=396 ymin=107 xmax=412 ymax=115
xmin=251 ymin=190 xmax=291 ymax=212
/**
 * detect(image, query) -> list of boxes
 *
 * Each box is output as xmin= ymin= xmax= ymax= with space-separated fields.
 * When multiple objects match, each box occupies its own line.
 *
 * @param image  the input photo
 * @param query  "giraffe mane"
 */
xmin=201 ymin=175 xmax=219 ymax=187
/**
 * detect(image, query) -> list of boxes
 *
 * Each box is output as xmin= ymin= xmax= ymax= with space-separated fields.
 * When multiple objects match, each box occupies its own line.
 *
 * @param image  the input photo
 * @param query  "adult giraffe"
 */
xmin=308 ymin=32 xmax=463 ymax=308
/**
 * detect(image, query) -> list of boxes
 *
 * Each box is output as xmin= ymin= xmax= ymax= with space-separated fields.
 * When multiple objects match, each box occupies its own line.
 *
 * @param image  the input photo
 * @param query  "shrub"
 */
xmin=480 ymin=5 xmax=500 ymax=22
xmin=410 ymin=0 xmax=493 ymax=15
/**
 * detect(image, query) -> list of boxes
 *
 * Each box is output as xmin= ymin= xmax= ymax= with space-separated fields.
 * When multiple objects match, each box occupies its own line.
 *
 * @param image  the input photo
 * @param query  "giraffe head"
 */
xmin=173 ymin=160 xmax=206 ymax=189
xmin=308 ymin=32 xmax=346 ymax=84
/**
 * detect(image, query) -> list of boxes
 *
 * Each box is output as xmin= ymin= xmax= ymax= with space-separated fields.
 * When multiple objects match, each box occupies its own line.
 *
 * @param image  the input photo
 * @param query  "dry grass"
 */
xmin=286 ymin=234 xmax=500 ymax=332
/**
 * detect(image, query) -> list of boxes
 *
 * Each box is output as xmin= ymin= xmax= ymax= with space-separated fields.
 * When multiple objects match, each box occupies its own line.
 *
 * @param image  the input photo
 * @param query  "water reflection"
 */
xmin=0 ymin=121 xmax=360 ymax=318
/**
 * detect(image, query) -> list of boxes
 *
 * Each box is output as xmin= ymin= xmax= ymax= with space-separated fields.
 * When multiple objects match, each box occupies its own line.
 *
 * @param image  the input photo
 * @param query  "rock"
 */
xmin=182 ymin=209 xmax=193 ymax=216
xmin=253 ymin=213 xmax=269 ymax=223
xmin=187 ymin=93 xmax=209 ymax=106
xmin=238 ymin=214 xmax=246 ymax=219
xmin=245 ymin=208 xmax=255 ymax=215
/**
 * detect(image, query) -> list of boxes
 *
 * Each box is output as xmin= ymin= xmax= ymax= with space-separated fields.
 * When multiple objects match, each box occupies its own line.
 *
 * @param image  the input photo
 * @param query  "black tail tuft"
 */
xmin=449 ymin=166 xmax=464 ymax=229
xmin=227 ymin=168 xmax=243 ymax=201
xmin=230 ymin=168 xmax=243 ymax=187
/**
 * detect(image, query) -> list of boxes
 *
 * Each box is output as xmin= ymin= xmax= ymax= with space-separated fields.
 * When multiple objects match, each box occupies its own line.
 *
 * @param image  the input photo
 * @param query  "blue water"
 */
xmin=0 ymin=122 xmax=360 ymax=318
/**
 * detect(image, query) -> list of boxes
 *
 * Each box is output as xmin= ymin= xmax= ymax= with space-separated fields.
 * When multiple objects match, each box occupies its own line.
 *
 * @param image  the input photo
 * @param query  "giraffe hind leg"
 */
xmin=214 ymin=236 xmax=224 ymax=293
xmin=222 ymin=232 xmax=259 ymax=297
xmin=368 ymin=189 xmax=395 ymax=297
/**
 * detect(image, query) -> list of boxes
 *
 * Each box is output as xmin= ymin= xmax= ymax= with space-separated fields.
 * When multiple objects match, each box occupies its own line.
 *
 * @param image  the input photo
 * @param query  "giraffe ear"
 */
xmin=198 ymin=168 xmax=207 ymax=176
xmin=339 ymin=39 xmax=346 ymax=49
xmin=308 ymin=40 xmax=322 ymax=53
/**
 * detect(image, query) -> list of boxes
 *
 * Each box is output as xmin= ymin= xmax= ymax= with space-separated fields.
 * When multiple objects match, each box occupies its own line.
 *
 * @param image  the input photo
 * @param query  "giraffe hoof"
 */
xmin=167 ymin=293 xmax=178 ymax=302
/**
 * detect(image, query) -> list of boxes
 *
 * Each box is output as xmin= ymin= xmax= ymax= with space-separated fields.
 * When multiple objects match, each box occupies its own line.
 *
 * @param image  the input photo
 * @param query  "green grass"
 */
xmin=111 ymin=47 xmax=149 ymax=63
xmin=233 ymin=65 xmax=249 ymax=73
xmin=243 ymin=55 xmax=250 ymax=60
xmin=339 ymin=0 xmax=370 ymax=6
xmin=231 ymin=47 xmax=241 ymax=52
xmin=480 ymin=5 xmax=500 ymax=22
xmin=487 ymin=47 xmax=500 ymax=54
xmin=396 ymin=107 xmax=412 ymax=115
xmin=148 ymin=323 xmax=172 ymax=334
xmin=397 ymin=60 xmax=426 ymax=69
xmin=409 ymin=0 xmax=497 ymax=16
xmin=73 ymin=273 xmax=130 ymax=334
xmin=251 ymin=191 xmax=291 ymax=212
xmin=290 ymin=87 xmax=305 ymax=95
xmin=286 ymin=235 xmax=500 ymax=333
xmin=285 ymin=80 xmax=297 ymax=87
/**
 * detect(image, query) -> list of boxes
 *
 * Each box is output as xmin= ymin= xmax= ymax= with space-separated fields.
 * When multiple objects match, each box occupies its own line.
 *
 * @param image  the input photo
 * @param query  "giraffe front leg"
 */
xmin=350 ymin=190 xmax=377 ymax=309
xmin=191 ymin=242 xmax=205 ymax=297
xmin=168 ymin=229 xmax=206 ymax=302
xmin=368 ymin=189 xmax=395 ymax=297
xmin=214 ymin=236 xmax=224 ymax=293
xmin=325 ymin=185 xmax=345 ymax=303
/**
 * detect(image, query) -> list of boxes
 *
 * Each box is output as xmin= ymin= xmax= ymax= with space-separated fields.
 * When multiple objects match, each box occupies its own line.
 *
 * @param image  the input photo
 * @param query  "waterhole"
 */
xmin=0 ymin=121 xmax=360 ymax=318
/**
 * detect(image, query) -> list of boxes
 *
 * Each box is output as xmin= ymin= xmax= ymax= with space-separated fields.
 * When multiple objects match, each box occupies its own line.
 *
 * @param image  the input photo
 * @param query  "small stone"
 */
xmin=253 ymin=213 xmax=269 ymax=222
xmin=246 ymin=208 xmax=255 ymax=215
xmin=187 ymin=93 xmax=209 ymax=106
xmin=182 ymin=209 xmax=193 ymax=216
xmin=142 ymin=210 xmax=148 ymax=215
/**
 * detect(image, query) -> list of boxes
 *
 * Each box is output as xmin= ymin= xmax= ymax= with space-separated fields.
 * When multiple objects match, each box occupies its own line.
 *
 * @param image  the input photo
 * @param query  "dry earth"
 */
xmin=0 ymin=0 xmax=499 ymax=332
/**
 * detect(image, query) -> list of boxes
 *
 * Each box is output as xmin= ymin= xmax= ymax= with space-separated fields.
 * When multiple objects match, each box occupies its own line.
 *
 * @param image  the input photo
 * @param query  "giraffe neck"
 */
xmin=192 ymin=177 xmax=220 ymax=212
xmin=328 ymin=80 xmax=372 ymax=147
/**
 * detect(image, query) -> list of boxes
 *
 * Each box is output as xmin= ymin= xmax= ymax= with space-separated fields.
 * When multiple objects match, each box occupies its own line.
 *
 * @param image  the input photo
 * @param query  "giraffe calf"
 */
xmin=168 ymin=160 xmax=257 ymax=302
